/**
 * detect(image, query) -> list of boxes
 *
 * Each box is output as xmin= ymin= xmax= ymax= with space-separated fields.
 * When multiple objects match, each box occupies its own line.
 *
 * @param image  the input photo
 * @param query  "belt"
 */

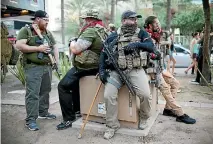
xmin=26 ymin=59 xmax=51 ymax=65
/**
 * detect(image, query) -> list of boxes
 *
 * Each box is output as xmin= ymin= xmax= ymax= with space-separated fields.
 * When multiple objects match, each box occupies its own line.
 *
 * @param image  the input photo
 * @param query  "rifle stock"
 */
xmin=48 ymin=53 xmax=61 ymax=78
xmin=31 ymin=24 xmax=61 ymax=78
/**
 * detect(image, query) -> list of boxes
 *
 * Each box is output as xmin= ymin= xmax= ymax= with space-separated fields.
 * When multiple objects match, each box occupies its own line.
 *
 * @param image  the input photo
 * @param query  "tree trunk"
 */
xmin=61 ymin=0 xmax=65 ymax=44
xmin=78 ymin=10 xmax=82 ymax=27
xmin=166 ymin=0 xmax=171 ymax=31
xmin=134 ymin=0 xmax=138 ymax=12
xmin=200 ymin=0 xmax=211 ymax=86
xmin=110 ymin=0 xmax=116 ymax=23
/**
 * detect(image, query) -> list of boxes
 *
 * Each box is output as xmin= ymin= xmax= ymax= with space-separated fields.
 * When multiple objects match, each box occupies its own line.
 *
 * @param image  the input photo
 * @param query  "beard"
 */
xmin=39 ymin=24 xmax=47 ymax=31
xmin=121 ymin=23 xmax=137 ymax=35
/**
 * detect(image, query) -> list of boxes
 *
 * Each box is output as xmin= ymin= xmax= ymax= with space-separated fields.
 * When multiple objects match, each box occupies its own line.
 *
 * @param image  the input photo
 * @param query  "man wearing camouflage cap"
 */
xmin=99 ymin=10 xmax=161 ymax=139
xmin=56 ymin=10 xmax=107 ymax=130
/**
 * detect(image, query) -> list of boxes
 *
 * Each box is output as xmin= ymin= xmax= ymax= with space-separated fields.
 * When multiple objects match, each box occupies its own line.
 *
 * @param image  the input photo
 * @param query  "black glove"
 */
xmin=152 ymin=50 xmax=161 ymax=60
xmin=99 ymin=71 xmax=109 ymax=84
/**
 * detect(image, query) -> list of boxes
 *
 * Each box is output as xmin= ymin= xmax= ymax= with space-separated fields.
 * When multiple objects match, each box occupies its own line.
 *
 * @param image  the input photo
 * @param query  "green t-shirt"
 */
xmin=17 ymin=26 xmax=56 ymax=64
xmin=74 ymin=26 xmax=104 ymax=70
xmin=78 ymin=27 xmax=102 ymax=55
xmin=17 ymin=27 xmax=56 ymax=46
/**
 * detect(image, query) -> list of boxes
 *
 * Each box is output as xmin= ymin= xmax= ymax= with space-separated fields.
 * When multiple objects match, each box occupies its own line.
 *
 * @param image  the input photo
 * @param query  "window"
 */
xmin=174 ymin=46 xmax=185 ymax=53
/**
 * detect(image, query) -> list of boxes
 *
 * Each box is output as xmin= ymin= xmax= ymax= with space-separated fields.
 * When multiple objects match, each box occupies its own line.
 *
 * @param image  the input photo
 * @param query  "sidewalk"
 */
xmin=1 ymin=68 xmax=213 ymax=144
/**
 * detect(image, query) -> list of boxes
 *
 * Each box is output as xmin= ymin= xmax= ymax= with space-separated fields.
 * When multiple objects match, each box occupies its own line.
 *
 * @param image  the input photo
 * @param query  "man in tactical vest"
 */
xmin=16 ymin=10 xmax=58 ymax=131
xmin=144 ymin=16 xmax=196 ymax=124
xmin=99 ymin=10 xmax=161 ymax=140
xmin=56 ymin=10 xmax=107 ymax=130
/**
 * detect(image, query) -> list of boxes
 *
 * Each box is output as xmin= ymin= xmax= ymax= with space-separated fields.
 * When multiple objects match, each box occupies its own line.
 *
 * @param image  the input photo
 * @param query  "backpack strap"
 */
xmin=94 ymin=24 xmax=108 ymax=42
xmin=25 ymin=24 xmax=53 ymax=46
xmin=25 ymin=24 xmax=34 ymax=44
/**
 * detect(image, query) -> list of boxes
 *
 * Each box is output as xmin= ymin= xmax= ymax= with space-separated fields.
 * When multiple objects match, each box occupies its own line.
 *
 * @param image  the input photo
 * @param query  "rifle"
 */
xmin=102 ymin=36 xmax=136 ymax=97
xmin=149 ymin=44 xmax=163 ymax=88
xmin=31 ymin=24 xmax=61 ymax=78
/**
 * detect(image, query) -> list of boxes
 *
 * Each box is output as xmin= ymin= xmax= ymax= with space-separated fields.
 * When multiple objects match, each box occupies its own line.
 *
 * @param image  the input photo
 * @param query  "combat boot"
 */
xmin=138 ymin=117 xmax=148 ymax=130
xmin=103 ymin=127 xmax=119 ymax=140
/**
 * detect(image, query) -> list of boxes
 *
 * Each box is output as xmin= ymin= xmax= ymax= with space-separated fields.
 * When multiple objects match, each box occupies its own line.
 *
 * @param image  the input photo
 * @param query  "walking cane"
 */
xmin=78 ymin=82 xmax=102 ymax=139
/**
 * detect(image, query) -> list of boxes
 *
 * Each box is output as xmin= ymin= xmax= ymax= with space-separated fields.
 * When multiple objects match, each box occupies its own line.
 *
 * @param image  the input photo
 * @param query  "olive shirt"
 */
xmin=17 ymin=26 xmax=56 ymax=64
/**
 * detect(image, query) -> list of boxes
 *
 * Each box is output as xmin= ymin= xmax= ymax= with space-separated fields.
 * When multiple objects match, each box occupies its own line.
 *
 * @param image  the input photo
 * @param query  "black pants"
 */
xmin=58 ymin=67 xmax=98 ymax=121
xmin=191 ymin=66 xmax=194 ymax=74
xmin=195 ymin=57 xmax=202 ymax=83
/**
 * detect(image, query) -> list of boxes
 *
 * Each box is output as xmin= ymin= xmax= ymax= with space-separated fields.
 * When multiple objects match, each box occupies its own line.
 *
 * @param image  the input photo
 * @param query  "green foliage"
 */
xmin=66 ymin=20 xmax=80 ymax=37
xmin=172 ymin=6 xmax=213 ymax=34
xmin=8 ymin=60 xmax=26 ymax=86
xmin=8 ymin=55 xmax=72 ymax=84
xmin=55 ymin=54 xmax=72 ymax=80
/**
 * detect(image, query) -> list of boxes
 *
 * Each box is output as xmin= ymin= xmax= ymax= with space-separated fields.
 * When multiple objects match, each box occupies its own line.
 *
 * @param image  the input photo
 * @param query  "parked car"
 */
xmin=172 ymin=44 xmax=191 ymax=68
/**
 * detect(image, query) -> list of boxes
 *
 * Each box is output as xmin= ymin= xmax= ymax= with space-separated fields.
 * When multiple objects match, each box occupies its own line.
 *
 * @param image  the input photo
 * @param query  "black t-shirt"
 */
xmin=170 ymin=41 xmax=174 ymax=51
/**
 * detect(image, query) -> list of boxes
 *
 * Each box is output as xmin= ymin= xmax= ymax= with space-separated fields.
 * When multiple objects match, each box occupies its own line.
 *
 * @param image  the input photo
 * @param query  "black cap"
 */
xmin=121 ymin=10 xmax=142 ymax=20
xmin=31 ymin=10 xmax=49 ymax=20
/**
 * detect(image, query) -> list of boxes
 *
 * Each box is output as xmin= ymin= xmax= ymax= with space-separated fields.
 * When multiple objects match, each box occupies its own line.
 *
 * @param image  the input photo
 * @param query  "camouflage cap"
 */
xmin=80 ymin=10 xmax=101 ymax=20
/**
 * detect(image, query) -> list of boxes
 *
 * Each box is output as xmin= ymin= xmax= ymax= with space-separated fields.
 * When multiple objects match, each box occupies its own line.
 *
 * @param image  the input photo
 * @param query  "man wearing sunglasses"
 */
xmin=16 ymin=10 xmax=58 ymax=131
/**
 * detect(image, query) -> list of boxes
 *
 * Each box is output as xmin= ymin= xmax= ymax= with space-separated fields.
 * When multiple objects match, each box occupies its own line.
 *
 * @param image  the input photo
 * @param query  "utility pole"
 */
xmin=201 ymin=0 xmax=211 ymax=86
xmin=111 ymin=0 xmax=116 ymax=23
xmin=166 ymin=0 xmax=171 ymax=31
xmin=61 ymin=0 xmax=65 ymax=45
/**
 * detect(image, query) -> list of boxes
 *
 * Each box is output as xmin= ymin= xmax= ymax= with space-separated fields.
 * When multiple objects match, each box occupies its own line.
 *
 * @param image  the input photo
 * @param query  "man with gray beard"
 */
xmin=99 ymin=10 xmax=161 ymax=139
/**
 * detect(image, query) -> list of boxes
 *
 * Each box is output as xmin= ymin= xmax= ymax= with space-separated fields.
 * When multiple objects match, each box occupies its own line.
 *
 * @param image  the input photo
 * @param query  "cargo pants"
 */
xmin=158 ymin=73 xmax=184 ymax=116
xmin=104 ymin=68 xmax=152 ymax=129
xmin=24 ymin=64 xmax=52 ymax=124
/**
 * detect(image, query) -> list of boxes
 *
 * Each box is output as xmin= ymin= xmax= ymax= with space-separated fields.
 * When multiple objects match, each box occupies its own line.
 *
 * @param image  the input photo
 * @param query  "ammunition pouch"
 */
xmin=74 ymin=50 xmax=99 ymax=65
xmin=24 ymin=52 xmax=51 ymax=65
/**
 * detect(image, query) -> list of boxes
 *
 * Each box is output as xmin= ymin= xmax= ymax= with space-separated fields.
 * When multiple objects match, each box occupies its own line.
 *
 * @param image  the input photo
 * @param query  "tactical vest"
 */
xmin=1 ymin=22 xmax=20 ymax=68
xmin=73 ymin=24 xmax=108 ymax=70
xmin=23 ymin=25 xmax=53 ymax=65
xmin=146 ymin=43 xmax=163 ymax=74
xmin=116 ymin=28 xmax=148 ymax=72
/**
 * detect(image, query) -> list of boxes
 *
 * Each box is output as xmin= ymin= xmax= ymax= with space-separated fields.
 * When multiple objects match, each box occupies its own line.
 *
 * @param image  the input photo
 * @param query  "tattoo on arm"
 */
xmin=75 ymin=39 xmax=92 ymax=51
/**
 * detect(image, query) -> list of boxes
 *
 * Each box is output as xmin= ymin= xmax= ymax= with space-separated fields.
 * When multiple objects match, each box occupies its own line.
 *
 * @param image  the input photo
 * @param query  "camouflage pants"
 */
xmin=159 ymin=74 xmax=184 ymax=116
xmin=104 ymin=68 xmax=152 ymax=129
xmin=24 ymin=64 xmax=52 ymax=124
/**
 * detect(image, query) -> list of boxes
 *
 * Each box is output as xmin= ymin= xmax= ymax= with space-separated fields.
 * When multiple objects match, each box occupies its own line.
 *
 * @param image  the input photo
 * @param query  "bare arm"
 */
xmin=16 ymin=39 xmax=49 ymax=54
xmin=70 ymin=39 xmax=92 ymax=55
xmin=16 ymin=39 xmax=40 ymax=53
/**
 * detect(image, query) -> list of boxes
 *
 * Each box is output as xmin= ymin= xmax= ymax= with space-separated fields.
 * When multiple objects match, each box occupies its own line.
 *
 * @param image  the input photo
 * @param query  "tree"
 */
xmin=61 ymin=0 xmax=65 ymax=44
xmin=64 ymin=0 xmax=96 ymax=36
xmin=166 ymin=0 xmax=171 ymax=31
xmin=111 ymin=0 xmax=116 ymax=23
xmin=65 ymin=0 xmax=95 ymax=25
xmin=171 ymin=6 xmax=213 ymax=35
xmin=201 ymin=0 xmax=211 ymax=86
